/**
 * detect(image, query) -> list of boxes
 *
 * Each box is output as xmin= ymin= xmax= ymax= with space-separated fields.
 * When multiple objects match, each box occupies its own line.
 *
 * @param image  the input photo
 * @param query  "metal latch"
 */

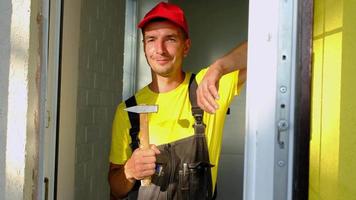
xmin=277 ymin=119 xmax=289 ymax=148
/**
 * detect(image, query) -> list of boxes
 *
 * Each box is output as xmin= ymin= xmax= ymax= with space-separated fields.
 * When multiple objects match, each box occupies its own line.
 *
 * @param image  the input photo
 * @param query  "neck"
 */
xmin=149 ymin=71 xmax=185 ymax=93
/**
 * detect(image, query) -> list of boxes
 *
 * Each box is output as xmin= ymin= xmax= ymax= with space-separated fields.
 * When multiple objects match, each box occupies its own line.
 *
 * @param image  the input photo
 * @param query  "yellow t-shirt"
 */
xmin=110 ymin=68 xmax=241 ymax=189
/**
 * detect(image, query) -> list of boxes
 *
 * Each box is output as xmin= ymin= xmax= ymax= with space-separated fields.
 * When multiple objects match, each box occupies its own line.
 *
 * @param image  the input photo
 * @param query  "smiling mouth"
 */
xmin=156 ymin=59 xmax=170 ymax=64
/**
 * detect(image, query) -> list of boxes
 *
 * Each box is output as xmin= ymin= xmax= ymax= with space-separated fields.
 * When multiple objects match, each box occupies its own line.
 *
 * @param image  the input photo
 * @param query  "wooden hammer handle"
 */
xmin=139 ymin=113 xmax=151 ymax=186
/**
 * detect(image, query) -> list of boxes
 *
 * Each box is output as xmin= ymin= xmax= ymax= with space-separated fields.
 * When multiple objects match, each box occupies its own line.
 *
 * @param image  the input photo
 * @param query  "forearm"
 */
xmin=108 ymin=163 xmax=135 ymax=198
xmin=197 ymin=41 xmax=247 ymax=113
xmin=212 ymin=41 xmax=247 ymax=75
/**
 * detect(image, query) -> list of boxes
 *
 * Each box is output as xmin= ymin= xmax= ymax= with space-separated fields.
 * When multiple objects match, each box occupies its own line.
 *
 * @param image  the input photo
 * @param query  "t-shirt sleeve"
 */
xmin=109 ymin=103 xmax=133 ymax=164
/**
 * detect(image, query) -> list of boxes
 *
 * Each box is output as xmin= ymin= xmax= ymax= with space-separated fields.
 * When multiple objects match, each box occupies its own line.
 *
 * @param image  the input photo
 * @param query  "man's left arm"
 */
xmin=197 ymin=41 xmax=247 ymax=114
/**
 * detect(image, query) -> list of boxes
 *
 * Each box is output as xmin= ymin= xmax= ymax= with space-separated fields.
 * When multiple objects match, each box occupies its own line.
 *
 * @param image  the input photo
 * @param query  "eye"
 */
xmin=167 ymin=37 xmax=177 ymax=42
xmin=144 ymin=37 xmax=155 ymax=43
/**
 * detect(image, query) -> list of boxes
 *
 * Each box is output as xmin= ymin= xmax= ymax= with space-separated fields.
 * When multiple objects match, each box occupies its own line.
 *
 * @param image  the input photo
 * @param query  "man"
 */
xmin=109 ymin=2 xmax=247 ymax=200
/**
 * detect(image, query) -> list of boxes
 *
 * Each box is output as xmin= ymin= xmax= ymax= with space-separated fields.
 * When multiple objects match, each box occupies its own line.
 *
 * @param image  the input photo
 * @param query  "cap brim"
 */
xmin=138 ymin=15 xmax=168 ymax=28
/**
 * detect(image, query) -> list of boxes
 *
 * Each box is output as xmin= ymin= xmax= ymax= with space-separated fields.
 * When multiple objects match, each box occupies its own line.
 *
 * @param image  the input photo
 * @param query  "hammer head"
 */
xmin=124 ymin=104 xmax=158 ymax=114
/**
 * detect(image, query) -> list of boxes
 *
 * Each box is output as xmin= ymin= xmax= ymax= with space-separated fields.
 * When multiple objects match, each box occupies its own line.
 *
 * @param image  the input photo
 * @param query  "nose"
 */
xmin=155 ymin=39 xmax=166 ymax=55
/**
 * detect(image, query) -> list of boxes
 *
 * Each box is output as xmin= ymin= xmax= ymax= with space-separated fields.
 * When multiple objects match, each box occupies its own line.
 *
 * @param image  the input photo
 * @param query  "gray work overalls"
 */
xmin=124 ymin=74 xmax=214 ymax=200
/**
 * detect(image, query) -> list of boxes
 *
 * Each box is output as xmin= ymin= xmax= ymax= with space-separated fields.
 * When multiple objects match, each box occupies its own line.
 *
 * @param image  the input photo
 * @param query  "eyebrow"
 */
xmin=144 ymin=33 xmax=180 ymax=40
xmin=144 ymin=35 xmax=156 ymax=40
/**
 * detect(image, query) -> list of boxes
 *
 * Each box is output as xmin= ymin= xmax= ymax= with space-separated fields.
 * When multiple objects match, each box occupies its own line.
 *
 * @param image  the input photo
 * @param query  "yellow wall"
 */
xmin=310 ymin=0 xmax=356 ymax=199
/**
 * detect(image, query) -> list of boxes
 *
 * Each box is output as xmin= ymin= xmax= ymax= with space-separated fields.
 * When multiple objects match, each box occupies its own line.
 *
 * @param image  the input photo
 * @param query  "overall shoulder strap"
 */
xmin=124 ymin=96 xmax=141 ymax=194
xmin=188 ymin=73 xmax=206 ymax=134
xmin=124 ymin=95 xmax=140 ymax=151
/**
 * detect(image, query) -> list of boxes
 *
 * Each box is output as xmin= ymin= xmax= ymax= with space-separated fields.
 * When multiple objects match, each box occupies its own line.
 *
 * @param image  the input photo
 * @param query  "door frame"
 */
xmin=244 ymin=0 xmax=312 ymax=199
xmin=40 ymin=0 xmax=313 ymax=199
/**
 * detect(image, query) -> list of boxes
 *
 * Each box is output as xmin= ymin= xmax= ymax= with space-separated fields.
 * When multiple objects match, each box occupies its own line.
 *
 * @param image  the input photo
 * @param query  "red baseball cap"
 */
xmin=138 ymin=2 xmax=189 ymax=38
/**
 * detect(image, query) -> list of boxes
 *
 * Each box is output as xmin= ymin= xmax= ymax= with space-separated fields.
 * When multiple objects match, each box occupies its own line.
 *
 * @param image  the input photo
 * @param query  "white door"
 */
xmin=41 ymin=0 xmax=62 ymax=199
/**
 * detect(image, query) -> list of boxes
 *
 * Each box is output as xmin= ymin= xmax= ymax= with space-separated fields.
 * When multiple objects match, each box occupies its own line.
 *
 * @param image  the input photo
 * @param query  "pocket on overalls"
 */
xmin=178 ymin=161 xmax=214 ymax=200
xmin=151 ymin=153 xmax=170 ymax=192
xmin=178 ymin=163 xmax=189 ymax=199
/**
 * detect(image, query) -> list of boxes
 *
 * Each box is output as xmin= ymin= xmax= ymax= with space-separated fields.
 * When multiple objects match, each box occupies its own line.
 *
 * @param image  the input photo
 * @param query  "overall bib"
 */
xmin=124 ymin=74 xmax=214 ymax=200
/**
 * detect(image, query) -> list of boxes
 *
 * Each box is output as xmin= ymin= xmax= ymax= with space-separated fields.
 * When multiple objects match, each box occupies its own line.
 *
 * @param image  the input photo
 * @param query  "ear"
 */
xmin=183 ymin=38 xmax=191 ymax=57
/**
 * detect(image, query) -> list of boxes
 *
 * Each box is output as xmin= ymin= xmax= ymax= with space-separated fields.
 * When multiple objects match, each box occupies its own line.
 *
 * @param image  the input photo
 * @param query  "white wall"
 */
xmin=0 ymin=0 xmax=11 ymax=198
xmin=0 ymin=0 xmax=42 ymax=199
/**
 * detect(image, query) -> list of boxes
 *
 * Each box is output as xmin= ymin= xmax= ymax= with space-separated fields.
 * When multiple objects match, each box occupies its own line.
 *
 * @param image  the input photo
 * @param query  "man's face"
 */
xmin=143 ymin=20 xmax=191 ymax=77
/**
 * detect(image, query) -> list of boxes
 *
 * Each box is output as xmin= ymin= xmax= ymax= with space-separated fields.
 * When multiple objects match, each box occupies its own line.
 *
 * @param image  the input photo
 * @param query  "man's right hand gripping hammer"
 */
xmin=124 ymin=145 xmax=160 ymax=184
xmin=124 ymin=104 xmax=159 ymax=186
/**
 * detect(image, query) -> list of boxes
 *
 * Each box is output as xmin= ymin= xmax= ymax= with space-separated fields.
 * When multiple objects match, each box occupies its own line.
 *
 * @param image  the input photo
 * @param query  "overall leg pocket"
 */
xmin=178 ymin=163 xmax=190 ymax=199
xmin=188 ymin=161 xmax=214 ymax=200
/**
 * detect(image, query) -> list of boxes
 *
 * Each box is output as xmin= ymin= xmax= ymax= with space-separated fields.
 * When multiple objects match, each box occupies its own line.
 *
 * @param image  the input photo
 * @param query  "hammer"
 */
xmin=124 ymin=104 xmax=158 ymax=186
